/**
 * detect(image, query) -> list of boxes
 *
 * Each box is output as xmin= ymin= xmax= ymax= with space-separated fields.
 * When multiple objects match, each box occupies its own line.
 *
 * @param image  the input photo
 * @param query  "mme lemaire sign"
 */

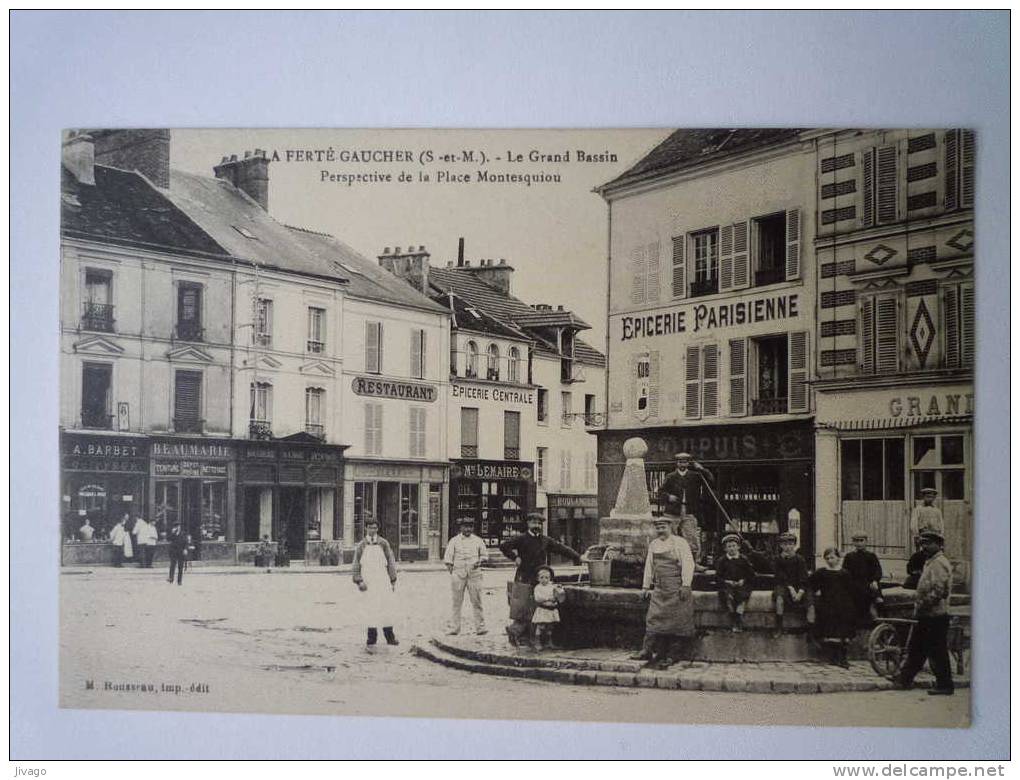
xmin=620 ymin=292 xmax=800 ymax=341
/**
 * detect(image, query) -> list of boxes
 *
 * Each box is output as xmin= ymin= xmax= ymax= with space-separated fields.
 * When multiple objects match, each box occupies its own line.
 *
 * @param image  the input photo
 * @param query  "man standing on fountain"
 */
xmin=657 ymin=452 xmax=714 ymax=563
xmin=633 ymin=516 xmax=696 ymax=669
xmin=499 ymin=512 xmax=582 ymax=648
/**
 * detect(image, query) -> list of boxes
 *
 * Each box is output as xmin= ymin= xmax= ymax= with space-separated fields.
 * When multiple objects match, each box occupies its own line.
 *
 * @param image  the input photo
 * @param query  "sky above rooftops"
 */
xmin=170 ymin=128 xmax=668 ymax=347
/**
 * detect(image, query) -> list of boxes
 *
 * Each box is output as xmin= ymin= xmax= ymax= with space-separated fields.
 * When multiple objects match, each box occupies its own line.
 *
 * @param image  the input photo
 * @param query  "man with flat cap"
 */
xmin=910 ymin=487 xmax=946 ymax=538
xmin=444 ymin=517 xmax=489 ymax=636
xmin=895 ymin=530 xmax=955 ymax=695
xmin=657 ymin=452 xmax=714 ymax=563
xmin=499 ymin=512 xmax=582 ymax=647
xmin=843 ymin=532 xmax=884 ymax=624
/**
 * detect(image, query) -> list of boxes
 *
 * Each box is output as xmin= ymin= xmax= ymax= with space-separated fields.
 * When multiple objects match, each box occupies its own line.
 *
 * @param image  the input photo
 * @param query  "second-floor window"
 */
xmin=536 ymin=447 xmax=547 ymax=487
xmin=537 ymin=388 xmax=548 ymax=423
xmin=410 ymin=328 xmax=426 ymax=379
xmin=754 ymin=213 xmax=787 ymax=287
xmin=504 ymin=411 xmax=520 ymax=460
xmin=305 ymin=387 xmax=324 ymax=439
xmin=508 ymin=347 xmax=521 ymax=383
xmin=81 ymin=362 xmax=112 ymax=429
xmin=82 ymin=269 xmax=114 ymax=332
xmin=460 ymin=407 xmax=479 ymax=458
xmin=307 ymin=307 xmax=325 ymax=353
xmin=465 ymin=341 xmax=479 ymax=379
xmin=174 ymin=370 xmax=203 ymax=433
xmin=584 ymin=393 xmax=597 ymax=425
xmin=691 ymin=229 xmax=719 ymax=297
xmin=365 ymin=321 xmax=383 ymax=373
xmin=249 ymin=381 xmax=272 ymax=438
xmin=255 ymin=298 xmax=273 ymax=347
xmin=487 ymin=344 xmax=500 ymax=381
xmin=561 ymin=391 xmax=573 ymax=426
xmin=176 ymin=282 xmax=203 ymax=341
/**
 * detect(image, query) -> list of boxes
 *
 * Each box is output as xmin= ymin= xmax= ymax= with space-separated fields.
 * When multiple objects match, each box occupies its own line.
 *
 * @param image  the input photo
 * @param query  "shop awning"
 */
xmin=818 ymin=414 xmax=972 ymax=432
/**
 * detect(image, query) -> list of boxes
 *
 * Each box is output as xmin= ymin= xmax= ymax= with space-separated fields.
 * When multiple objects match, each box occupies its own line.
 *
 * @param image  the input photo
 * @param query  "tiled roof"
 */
xmin=441 ymin=292 xmax=530 ymax=340
xmin=287 ymin=226 xmax=447 ymax=313
xmin=61 ymin=165 xmax=225 ymax=257
xmin=514 ymin=309 xmax=591 ymax=330
xmin=600 ymin=128 xmax=803 ymax=192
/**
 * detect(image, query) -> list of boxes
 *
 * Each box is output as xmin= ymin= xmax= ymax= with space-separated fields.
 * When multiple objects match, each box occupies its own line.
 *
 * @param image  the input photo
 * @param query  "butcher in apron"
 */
xmin=352 ymin=516 xmax=400 ymax=648
xmin=631 ymin=516 xmax=696 ymax=669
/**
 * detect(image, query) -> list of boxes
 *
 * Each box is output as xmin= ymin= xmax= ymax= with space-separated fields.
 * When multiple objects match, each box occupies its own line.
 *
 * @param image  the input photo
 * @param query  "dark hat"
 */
xmin=457 ymin=516 xmax=476 ymax=526
xmin=851 ymin=533 xmax=868 ymax=541
xmin=778 ymin=532 xmax=797 ymax=543
xmin=526 ymin=512 xmax=545 ymax=522
xmin=919 ymin=529 xmax=944 ymax=544
xmin=920 ymin=487 xmax=938 ymax=495
xmin=652 ymin=516 xmax=671 ymax=525
xmin=674 ymin=452 xmax=692 ymax=460
xmin=721 ymin=533 xmax=741 ymax=546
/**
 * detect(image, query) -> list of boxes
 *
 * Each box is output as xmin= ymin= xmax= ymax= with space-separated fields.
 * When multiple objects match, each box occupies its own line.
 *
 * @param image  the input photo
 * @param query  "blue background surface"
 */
xmin=10 ymin=10 xmax=1010 ymax=759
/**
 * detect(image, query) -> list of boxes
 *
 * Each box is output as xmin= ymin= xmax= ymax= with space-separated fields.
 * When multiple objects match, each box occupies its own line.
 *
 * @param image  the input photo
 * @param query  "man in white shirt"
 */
xmin=134 ymin=516 xmax=157 ymax=568
xmin=910 ymin=487 xmax=946 ymax=538
xmin=444 ymin=517 xmax=489 ymax=636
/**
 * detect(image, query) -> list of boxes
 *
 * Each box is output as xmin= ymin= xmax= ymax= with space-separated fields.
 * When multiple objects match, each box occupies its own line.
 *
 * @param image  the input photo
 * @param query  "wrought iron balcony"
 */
xmin=689 ymin=276 xmax=720 ymax=298
xmin=81 ymin=302 xmax=115 ymax=332
xmin=173 ymin=417 xmax=204 ymax=434
xmin=460 ymin=444 xmax=478 ymax=459
xmin=81 ymin=409 xmax=114 ymax=429
xmin=754 ymin=267 xmax=785 ymax=287
xmin=305 ymin=423 xmax=325 ymax=440
xmin=307 ymin=340 xmax=325 ymax=354
xmin=175 ymin=320 xmax=204 ymax=342
xmin=751 ymin=397 xmax=788 ymax=416
xmin=504 ymin=447 xmax=520 ymax=460
xmin=249 ymin=420 xmax=273 ymax=440
xmin=486 ymin=368 xmax=500 ymax=381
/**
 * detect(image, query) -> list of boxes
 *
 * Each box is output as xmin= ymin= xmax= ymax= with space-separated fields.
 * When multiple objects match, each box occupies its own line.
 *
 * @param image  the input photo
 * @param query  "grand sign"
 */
xmin=352 ymin=376 xmax=437 ymax=402
xmin=889 ymin=391 xmax=974 ymax=418
xmin=620 ymin=292 xmax=800 ymax=341
xmin=451 ymin=383 xmax=534 ymax=405
xmin=454 ymin=460 xmax=534 ymax=481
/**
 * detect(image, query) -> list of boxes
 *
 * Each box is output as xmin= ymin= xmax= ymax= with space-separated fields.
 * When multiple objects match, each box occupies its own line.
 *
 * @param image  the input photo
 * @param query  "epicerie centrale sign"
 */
xmin=450 ymin=383 xmax=535 ymax=405
xmin=620 ymin=292 xmax=800 ymax=341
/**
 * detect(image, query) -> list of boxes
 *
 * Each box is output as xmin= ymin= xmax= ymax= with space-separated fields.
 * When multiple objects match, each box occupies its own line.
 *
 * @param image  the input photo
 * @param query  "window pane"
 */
xmin=941 ymin=435 xmax=964 ymax=465
xmin=400 ymin=484 xmax=419 ymax=545
xmin=942 ymin=470 xmax=965 ymax=500
xmin=913 ymin=470 xmax=937 ymax=497
xmin=913 ymin=436 xmax=936 ymax=467
xmin=861 ymin=439 xmax=884 ymax=500
xmin=883 ymin=438 xmax=905 ymax=500
xmin=840 ymin=440 xmax=861 ymax=501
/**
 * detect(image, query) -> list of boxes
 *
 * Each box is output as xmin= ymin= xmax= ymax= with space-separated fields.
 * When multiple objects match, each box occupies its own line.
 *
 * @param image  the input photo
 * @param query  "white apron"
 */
xmin=358 ymin=543 xmax=398 ymax=627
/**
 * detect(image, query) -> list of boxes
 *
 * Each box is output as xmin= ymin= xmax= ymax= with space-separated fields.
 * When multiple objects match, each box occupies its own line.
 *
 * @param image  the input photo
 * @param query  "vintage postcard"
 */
xmin=59 ymin=128 xmax=972 ymax=727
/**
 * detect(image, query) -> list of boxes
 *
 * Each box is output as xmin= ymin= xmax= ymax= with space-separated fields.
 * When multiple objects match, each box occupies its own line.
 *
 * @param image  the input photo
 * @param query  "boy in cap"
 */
xmin=910 ymin=487 xmax=945 ymax=538
xmin=443 ymin=517 xmax=488 ymax=635
xmin=770 ymin=531 xmax=809 ymax=636
xmin=715 ymin=533 xmax=756 ymax=632
xmin=842 ymin=532 xmax=884 ymax=624
xmin=657 ymin=452 xmax=714 ymax=563
xmin=894 ymin=530 xmax=954 ymax=695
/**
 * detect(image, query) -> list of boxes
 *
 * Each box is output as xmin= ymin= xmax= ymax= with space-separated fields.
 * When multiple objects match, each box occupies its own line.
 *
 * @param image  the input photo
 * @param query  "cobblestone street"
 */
xmin=60 ymin=566 xmax=969 ymax=727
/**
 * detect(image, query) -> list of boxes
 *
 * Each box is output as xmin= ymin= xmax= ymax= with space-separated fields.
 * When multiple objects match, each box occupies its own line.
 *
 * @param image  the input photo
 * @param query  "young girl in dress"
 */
xmin=531 ymin=565 xmax=565 ymax=651
xmin=808 ymin=547 xmax=857 ymax=668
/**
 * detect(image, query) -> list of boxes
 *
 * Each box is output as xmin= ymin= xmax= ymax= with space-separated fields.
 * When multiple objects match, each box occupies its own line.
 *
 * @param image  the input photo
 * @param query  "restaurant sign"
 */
xmin=353 ymin=376 xmax=437 ymax=402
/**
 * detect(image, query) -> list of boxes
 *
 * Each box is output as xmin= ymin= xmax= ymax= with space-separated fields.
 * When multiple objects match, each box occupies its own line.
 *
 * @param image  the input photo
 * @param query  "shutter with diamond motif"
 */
xmin=733 ymin=221 xmax=750 ymax=289
xmin=702 ymin=344 xmax=719 ymax=417
xmin=719 ymin=224 xmax=734 ymax=292
xmin=785 ymin=209 xmax=801 ymax=280
xmin=876 ymin=146 xmax=898 ymax=224
xmin=788 ymin=331 xmax=809 ymax=413
xmin=671 ymin=235 xmax=686 ymax=298
xmin=860 ymin=297 xmax=876 ymax=373
xmin=728 ymin=337 xmax=747 ymax=417
xmin=684 ymin=345 xmax=701 ymax=419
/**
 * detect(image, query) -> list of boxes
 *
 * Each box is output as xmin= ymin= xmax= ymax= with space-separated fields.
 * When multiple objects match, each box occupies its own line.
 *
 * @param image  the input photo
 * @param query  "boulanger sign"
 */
xmin=451 ymin=382 xmax=535 ymax=405
xmin=352 ymin=376 xmax=437 ymax=402
xmin=620 ymin=292 xmax=800 ymax=341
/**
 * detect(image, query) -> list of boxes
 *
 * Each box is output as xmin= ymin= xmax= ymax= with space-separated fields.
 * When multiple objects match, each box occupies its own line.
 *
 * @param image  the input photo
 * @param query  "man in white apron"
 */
xmin=352 ymin=516 xmax=399 ymax=648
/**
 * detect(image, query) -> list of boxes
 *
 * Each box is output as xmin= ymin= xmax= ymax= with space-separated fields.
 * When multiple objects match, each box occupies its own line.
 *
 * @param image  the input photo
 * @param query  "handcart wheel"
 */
xmin=868 ymin=622 xmax=903 ymax=678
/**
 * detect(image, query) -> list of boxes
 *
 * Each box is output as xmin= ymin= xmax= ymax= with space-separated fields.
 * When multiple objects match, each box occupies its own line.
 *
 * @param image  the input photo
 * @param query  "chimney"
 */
xmin=469 ymin=255 xmax=515 ymax=295
xmin=91 ymin=129 xmax=170 ymax=188
xmin=62 ymin=131 xmax=95 ymax=186
xmin=214 ymin=148 xmax=270 ymax=210
xmin=378 ymin=245 xmax=431 ymax=295
xmin=457 ymin=237 xmax=465 ymax=267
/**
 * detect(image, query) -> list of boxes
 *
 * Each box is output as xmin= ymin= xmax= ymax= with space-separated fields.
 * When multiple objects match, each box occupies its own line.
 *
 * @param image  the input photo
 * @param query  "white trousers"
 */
xmin=450 ymin=569 xmax=485 ymax=631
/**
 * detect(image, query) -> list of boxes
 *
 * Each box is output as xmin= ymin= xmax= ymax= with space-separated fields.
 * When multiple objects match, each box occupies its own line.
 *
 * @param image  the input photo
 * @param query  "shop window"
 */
xmin=508 ymin=347 xmax=521 ymax=383
xmin=255 ymin=298 xmax=273 ymax=347
xmin=465 ymin=341 xmax=479 ymax=379
xmin=81 ymin=362 xmax=113 ymax=429
xmin=504 ymin=411 xmax=520 ymax=460
xmin=841 ymin=438 xmax=905 ymax=501
xmin=305 ymin=387 xmax=324 ymax=440
xmin=174 ymin=370 xmax=203 ymax=434
xmin=154 ymin=482 xmax=179 ymax=538
xmin=428 ymin=484 xmax=443 ymax=537
xmin=460 ymin=407 xmax=479 ymax=458
xmin=537 ymin=388 xmax=548 ymax=423
xmin=307 ymin=488 xmax=334 ymax=541
xmin=200 ymin=481 xmax=225 ymax=541
xmin=754 ymin=213 xmax=786 ymax=287
xmin=751 ymin=335 xmax=788 ymax=416
xmin=82 ymin=268 xmax=114 ymax=332
xmin=353 ymin=482 xmax=375 ymax=540
xmin=176 ymin=282 xmax=204 ymax=341
xmin=249 ymin=381 xmax=272 ymax=439
xmin=536 ymin=447 xmax=547 ymax=487
xmin=365 ymin=321 xmax=384 ymax=374
xmin=911 ymin=433 xmax=967 ymax=501
xmin=307 ymin=307 xmax=326 ymax=353
xmin=400 ymin=483 xmax=420 ymax=546
xmin=410 ymin=328 xmax=426 ymax=379
xmin=690 ymin=229 xmax=719 ymax=298
xmin=486 ymin=344 xmax=500 ymax=381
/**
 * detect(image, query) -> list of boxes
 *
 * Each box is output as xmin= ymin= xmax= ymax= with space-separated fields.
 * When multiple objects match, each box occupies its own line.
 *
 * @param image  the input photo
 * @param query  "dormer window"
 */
xmin=465 ymin=341 xmax=479 ymax=379
xmin=486 ymin=344 xmax=500 ymax=381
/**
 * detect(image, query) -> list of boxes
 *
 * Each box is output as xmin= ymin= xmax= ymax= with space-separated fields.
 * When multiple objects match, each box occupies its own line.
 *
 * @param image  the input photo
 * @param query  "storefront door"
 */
xmin=278 ymin=486 xmax=306 ymax=560
xmin=377 ymin=482 xmax=401 ymax=557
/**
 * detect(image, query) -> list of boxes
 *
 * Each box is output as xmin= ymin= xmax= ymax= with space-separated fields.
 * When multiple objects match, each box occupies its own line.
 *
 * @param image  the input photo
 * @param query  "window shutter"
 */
xmin=728 ymin=337 xmax=747 ymax=417
xmin=630 ymin=245 xmax=646 ymax=304
xmin=409 ymin=408 xmax=417 ymax=457
xmin=648 ymin=350 xmax=660 ymax=418
xmin=702 ymin=344 xmax=719 ymax=417
xmin=876 ymin=296 xmax=899 ymax=374
xmin=366 ymin=322 xmax=379 ymax=373
xmin=684 ymin=345 xmax=701 ymax=419
xmin=564 ymin=450 xmax=572 ymax=490
xmin=410 ymin=329 xmax=422 ymax=378
xmin=876 ymin=145 xmax=898 ymax=224
xmin=375 ymin=404 xmax=384 ymax=455
xmin=860 ymin=297 xmax=876 ymax=373
xmin=719 ymin=224 xmax=734 ymax=292
xmin=961 ymin=284 xmax=975 ymax=366
xmin=420 ymin=330 xmax=427 ymax=378
xmin=505 ymin=410 xmax=520 ymax=449
xmin=364 ymin=404 xmax=375 ymax=453
xmin=646 ymin=241 xmax=661 ymax=303
xmin=788 ymin=331 xmax=809 ymax=413
xmin=174 ymin=370 xmax=202 ymax=426
xmin=785 ymin=210 xmax=801 ymax=281
xmin=943 ymin=286 xmax=960 ymax=368
xmin=961 ymin=130 xmax=975 ymax=208
xmin=861 ymin=148 xmax=876 ymax=228
xmin=733 ymin=221 xmax=750 ymax=289
xmin=671 ymin=235 xmax=686 ymax=298
xmin=944 ymin=130 xmax=959 ymax=211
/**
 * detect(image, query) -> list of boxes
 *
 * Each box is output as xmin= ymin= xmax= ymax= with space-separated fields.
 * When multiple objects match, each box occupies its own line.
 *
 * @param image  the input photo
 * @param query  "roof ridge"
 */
xmin=284 ymin=223 xmax=334 ymax=238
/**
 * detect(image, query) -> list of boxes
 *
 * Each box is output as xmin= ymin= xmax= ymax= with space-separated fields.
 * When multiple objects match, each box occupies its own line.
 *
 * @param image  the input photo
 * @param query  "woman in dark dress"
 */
xmin=808 ymin=547 xmax=857 ymax=668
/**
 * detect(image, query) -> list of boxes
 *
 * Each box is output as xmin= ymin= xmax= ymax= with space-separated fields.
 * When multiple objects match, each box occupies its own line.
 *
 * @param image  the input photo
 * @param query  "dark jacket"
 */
xmin=168 ymin=528 xmax=188 ymax=558
xmin=715 ymin=554 xmax=756 ymax=590
xmin=499 ymin=532 xmax=581 ymax=584
xmin=842 ymin=549 xmax=883 ymax=589
xmin=772 ymin=552 xmax=809 ymax=590
xmin=658 ymin=466 xmax=714 ymax=517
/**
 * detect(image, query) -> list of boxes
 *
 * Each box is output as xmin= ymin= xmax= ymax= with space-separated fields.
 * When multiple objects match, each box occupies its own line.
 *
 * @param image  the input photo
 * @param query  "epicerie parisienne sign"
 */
xmin=620 ymin=292 xmax=800 ymax=341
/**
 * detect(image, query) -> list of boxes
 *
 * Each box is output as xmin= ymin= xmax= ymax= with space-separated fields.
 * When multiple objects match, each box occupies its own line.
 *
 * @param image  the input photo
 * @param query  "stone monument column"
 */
xmin=599 ymin=437 xmax=654 ymax=561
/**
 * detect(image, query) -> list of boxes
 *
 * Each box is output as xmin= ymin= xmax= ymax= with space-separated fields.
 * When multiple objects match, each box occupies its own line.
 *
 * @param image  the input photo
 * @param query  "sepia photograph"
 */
xmin=57 ymin=126 xmax=974 ymax=728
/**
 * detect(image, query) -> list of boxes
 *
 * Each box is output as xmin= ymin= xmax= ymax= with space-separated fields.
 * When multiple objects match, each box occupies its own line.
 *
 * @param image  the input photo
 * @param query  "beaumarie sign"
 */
xmin=620 ymin=292 xmax=800 ymax=341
